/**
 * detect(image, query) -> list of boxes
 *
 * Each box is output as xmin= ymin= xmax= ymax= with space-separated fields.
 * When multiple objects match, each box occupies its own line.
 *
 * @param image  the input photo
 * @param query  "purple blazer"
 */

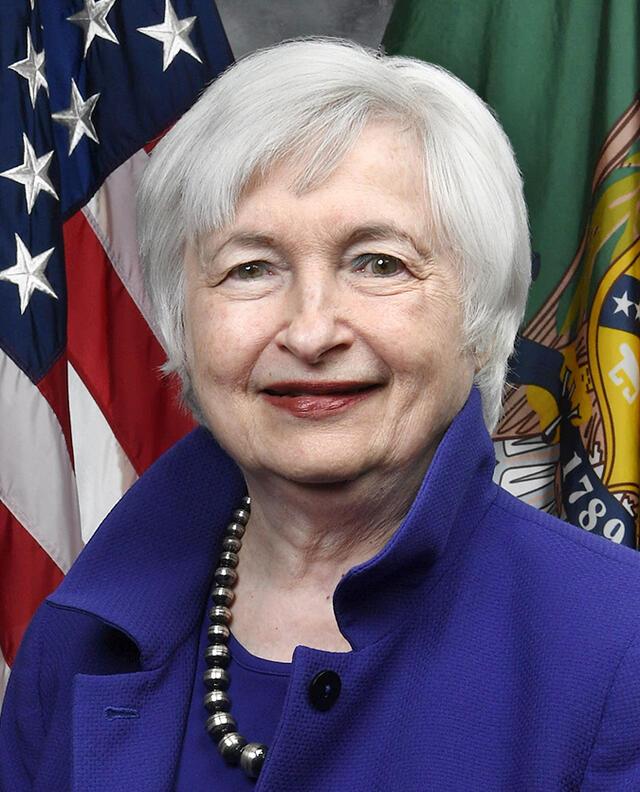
xmin=2 ymin=388 xmax=640 ymax=791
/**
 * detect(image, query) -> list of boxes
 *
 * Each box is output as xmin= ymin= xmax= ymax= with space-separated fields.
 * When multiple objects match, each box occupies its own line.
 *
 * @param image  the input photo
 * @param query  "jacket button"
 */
xmin=308 ymin=670 xmax=341 ymax=711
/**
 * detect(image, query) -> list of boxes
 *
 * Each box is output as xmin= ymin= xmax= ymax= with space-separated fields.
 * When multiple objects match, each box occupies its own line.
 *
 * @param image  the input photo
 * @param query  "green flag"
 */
xmin=384 ymin=0 xmax=640 ymax=547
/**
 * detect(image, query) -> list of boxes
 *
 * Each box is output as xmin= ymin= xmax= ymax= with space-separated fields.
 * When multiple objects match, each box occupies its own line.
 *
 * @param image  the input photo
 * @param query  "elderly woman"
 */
xmin=3 ymin=37 xmax=640 ymax=792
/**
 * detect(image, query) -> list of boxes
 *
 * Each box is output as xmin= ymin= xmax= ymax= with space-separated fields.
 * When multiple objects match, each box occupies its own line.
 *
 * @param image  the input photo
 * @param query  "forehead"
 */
xmin=222 ymin=122 xmax=428 ymax=245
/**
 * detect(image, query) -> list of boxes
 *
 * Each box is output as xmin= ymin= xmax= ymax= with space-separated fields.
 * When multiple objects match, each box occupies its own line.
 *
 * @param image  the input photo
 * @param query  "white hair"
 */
xmin=137 ymin=37 xmax=530 ymax=431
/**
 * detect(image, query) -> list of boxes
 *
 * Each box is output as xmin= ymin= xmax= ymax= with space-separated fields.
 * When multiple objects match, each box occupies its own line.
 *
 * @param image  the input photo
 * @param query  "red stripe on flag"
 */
xmin=0 ymin=501 xmax=63 ymax=666
xmin=144 ymin=125 xmax=172 ymax=154
xmin=63 ymin=211 xmax=194 ymax=475
xmin=37 ymin=353 xmax=74 ymax=465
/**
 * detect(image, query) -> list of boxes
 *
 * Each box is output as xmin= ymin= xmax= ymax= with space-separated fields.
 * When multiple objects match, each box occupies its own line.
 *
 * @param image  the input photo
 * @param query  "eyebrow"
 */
xmin=340 ymin=223 xmax=430 ymax=258
xmin=202 ymin=223 xmax=431 ymax=262
xmin=200 ymin=232 xmax=278 ymax=261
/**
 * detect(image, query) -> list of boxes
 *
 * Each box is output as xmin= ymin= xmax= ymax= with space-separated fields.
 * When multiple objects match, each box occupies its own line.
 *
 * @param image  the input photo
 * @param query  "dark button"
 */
xmin=308 ymin=670 xmax=341 ymax=711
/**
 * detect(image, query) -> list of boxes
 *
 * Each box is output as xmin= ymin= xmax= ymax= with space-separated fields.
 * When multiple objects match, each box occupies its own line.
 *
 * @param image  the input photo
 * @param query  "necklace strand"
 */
xmin=203 ymin=495 xmax=268 ymax=779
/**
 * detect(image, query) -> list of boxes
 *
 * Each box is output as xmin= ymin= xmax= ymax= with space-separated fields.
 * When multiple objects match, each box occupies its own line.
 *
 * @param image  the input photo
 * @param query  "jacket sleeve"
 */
xmin=0 ymin=606 xmax=47 ymax=791
xmin=580 ymin=628 xmax=640 ymax=790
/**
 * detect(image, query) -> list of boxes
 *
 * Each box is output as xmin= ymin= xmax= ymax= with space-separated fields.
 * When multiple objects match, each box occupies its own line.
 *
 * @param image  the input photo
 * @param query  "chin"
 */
xmin=283 ymin=471 xmax=358 ymax=487
xmin=268 ymin=452 xmax=370 ymax=486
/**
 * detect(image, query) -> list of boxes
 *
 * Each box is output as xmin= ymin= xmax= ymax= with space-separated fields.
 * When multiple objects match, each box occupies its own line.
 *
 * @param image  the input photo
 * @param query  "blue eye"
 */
xmin=353 ymin=254 xmax=404 ymax=276
xmin=232 ymin=262 xmax=269 ymax=280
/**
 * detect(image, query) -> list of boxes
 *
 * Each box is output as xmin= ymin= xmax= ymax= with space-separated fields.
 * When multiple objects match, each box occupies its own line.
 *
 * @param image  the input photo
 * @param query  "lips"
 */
xmin=262 ymin=381 xmax=378 ymax=397
xmin=260 ymin=380 xmax=381 ymax=418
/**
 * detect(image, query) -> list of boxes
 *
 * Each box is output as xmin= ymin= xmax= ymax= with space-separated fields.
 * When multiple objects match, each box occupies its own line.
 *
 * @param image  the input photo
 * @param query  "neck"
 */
xmin=239 ymin=456 xmax=430 ymax=595
xmin=228 ymin=453 xmax=435 ymax=659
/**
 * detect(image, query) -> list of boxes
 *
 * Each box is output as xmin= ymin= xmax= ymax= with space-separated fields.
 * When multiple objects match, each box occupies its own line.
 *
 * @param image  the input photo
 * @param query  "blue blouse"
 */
xmin=174 ymin=604 xmax=291 ymax=789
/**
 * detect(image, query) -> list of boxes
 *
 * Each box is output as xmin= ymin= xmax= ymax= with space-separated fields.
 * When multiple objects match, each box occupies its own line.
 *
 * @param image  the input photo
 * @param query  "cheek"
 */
xmin=186 ymin=295 xmax=274 ymax=390
xmin=369 ymin=289 xmax=465 ymax=384
xmin=186 ymin=298 xmax=227 ymax=382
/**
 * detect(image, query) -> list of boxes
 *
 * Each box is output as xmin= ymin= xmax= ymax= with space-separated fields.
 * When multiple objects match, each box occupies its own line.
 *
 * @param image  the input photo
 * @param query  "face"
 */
xmin=183 ymin=122 xmax=476 ymax=485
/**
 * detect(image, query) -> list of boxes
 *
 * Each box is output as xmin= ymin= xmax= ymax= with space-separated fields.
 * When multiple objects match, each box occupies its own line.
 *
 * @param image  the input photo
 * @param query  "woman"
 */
xmin=2 ymin=38 xmax=640 ymax=792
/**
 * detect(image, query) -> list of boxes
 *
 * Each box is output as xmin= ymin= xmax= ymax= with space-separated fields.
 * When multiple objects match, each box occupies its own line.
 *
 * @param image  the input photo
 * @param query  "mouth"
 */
xmin=260 ymin=381 xmax=382 ymax=418
xmin=262 ymin=381 xmax=380 ymax=397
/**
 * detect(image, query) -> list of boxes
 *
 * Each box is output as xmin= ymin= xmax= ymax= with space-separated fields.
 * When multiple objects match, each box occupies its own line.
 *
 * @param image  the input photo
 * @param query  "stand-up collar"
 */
xmin=333 ymin=387 xmax=496 ymax=649
xmin=47 ymin=387 xmax=496 ymax=666
xmin=47 ymin=430 xmax=247 ymax=669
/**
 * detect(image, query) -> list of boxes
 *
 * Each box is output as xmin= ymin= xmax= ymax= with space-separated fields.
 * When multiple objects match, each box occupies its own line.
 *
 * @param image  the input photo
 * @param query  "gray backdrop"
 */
xmin=216 ymin=0 xmax=394 ymax=58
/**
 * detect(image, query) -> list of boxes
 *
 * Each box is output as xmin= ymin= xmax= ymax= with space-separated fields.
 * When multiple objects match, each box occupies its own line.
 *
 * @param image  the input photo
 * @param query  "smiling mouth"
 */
xmin=260 ymin=381 xmax=381 ymax=417
xmin=262 ymin=381 xmax=380 ymax=397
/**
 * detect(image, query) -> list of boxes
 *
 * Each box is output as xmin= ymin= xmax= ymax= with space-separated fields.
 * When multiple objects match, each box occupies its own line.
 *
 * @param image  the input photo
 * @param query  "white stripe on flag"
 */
xmin=83 ymin=149 xmax=164 ymax=344
xmin=0 ymin=649 xmax=9 ymax=701
xmin=68 ymin=362 xmax=138 ymax=544
xmin=0 ymin=350 xmax=82 ymax=573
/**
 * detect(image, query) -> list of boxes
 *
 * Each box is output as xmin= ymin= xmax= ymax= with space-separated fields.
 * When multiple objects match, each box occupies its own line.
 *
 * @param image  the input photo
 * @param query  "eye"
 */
xmin=352 ymin=253 xmax=405 ymax=277
xmin=230 ymin=261 xmax=271 ymax=280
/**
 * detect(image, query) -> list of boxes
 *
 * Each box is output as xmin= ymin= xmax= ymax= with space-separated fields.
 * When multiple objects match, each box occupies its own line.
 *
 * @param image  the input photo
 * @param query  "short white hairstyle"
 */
xmin=137 ymin=37 xmax=531 ymax=431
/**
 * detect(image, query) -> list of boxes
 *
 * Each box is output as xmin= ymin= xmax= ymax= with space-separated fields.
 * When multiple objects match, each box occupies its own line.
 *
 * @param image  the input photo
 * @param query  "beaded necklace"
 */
xmin=203 ymin=495 xmax=269 ymax=779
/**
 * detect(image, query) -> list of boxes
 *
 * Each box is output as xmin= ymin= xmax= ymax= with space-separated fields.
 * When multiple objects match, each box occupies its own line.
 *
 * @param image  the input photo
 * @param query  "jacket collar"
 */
xmin=47 ymin=428 xmax=247 ymax=669
xmin=47 ymin=386 xmax=496 ymax=665
xmin=334 ymin=386 xmax=496 ymax=649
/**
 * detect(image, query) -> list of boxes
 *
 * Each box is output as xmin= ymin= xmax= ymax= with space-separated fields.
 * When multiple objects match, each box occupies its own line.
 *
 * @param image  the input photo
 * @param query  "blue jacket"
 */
xmin=2 ymin=388 xmax=640 ymax=791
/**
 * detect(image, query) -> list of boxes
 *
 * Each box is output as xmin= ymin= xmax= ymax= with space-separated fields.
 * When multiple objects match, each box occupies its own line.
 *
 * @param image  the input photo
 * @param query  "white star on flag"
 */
xmin=0 ymin=133 xmax=58 ymax=214
xmin=0 ymin=234 xmax=57 ymax=314
xmin=137 ymin=0 xmax=202 ymax=72
xmin=8 ymin=28 xmax=48 ymax=108
xmin=67 ymin=0 xmax=119 ymax=57
xmin=613 ymin=290 xmax=633 ymax=317
xmin=52 ymin=79 xmax=100 ymax=154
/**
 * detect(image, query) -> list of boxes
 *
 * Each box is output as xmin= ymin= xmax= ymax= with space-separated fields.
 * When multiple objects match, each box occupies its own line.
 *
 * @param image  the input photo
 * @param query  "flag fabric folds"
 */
xmin=384 ymin=0 xmax=640 ymax=548
xmin=0 ymin=0 xmax=233 ymax=699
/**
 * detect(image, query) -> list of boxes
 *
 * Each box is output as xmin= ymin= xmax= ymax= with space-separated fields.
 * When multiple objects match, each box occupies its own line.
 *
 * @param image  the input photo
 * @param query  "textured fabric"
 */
xmin=174 ymin=609 xmax=290 ymax=791
xmin=2 ymin=387 xmax=640 ymax=790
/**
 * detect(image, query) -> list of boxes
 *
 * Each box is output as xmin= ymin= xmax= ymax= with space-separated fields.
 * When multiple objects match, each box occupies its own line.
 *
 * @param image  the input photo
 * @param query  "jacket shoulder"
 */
xmin=484 ymin=484 xmax=640 ymax=639
xmin=490 ymin=483 xmax=640 ymax=575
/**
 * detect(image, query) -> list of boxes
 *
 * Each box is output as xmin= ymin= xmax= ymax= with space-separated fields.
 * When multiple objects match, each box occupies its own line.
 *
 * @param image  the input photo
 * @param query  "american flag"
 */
xmin=0 ymin=0 xmax=232 ymax=701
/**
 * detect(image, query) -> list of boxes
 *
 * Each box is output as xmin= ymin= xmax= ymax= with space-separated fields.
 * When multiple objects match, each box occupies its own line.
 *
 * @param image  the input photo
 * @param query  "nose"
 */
xmin=274 ymin=272 xmax=354 ymax=364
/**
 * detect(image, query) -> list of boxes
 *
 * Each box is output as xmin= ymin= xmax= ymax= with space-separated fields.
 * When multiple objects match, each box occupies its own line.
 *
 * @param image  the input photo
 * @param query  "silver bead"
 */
xmin=209 ymin=604 xmax=232 ymax=624
xmin=232 ymin=508 xmax=250 ymax=526
xmin=226 ymin=521 xmax=245 ymax=539
xmin=206 ymin=711 xmax=236 ymax=741
xmin=214 ymin=566 xmax=238 ymax=587
xmin=240 ymin=495 xmax=251 ymax=509
xmin=205 ymin=644 xmax=231 ymax=668
xmin=207 ymin=623 xmax=230 ymax=643
xmin=222 ymin=536 xmax=242 ymax=553
xmin=211 ymin=586 xmax=235 ymax=606
xmin=240 ymin=743 xmax=267 ymax=778
xmin=220 ymin=551 xmax=239 ymax=568
xmin=204 ymin=689 xmax=231 ymax=713
xmin=203 ymin=667 xmax=230 ymax=691
xmin=218 ymin=732 xmax=247 ymax=766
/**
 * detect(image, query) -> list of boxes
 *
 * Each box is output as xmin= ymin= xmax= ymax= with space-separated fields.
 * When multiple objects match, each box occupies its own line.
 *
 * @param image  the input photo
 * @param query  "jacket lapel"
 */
xmin=44 ymin=428 xmax=246 ymax=790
